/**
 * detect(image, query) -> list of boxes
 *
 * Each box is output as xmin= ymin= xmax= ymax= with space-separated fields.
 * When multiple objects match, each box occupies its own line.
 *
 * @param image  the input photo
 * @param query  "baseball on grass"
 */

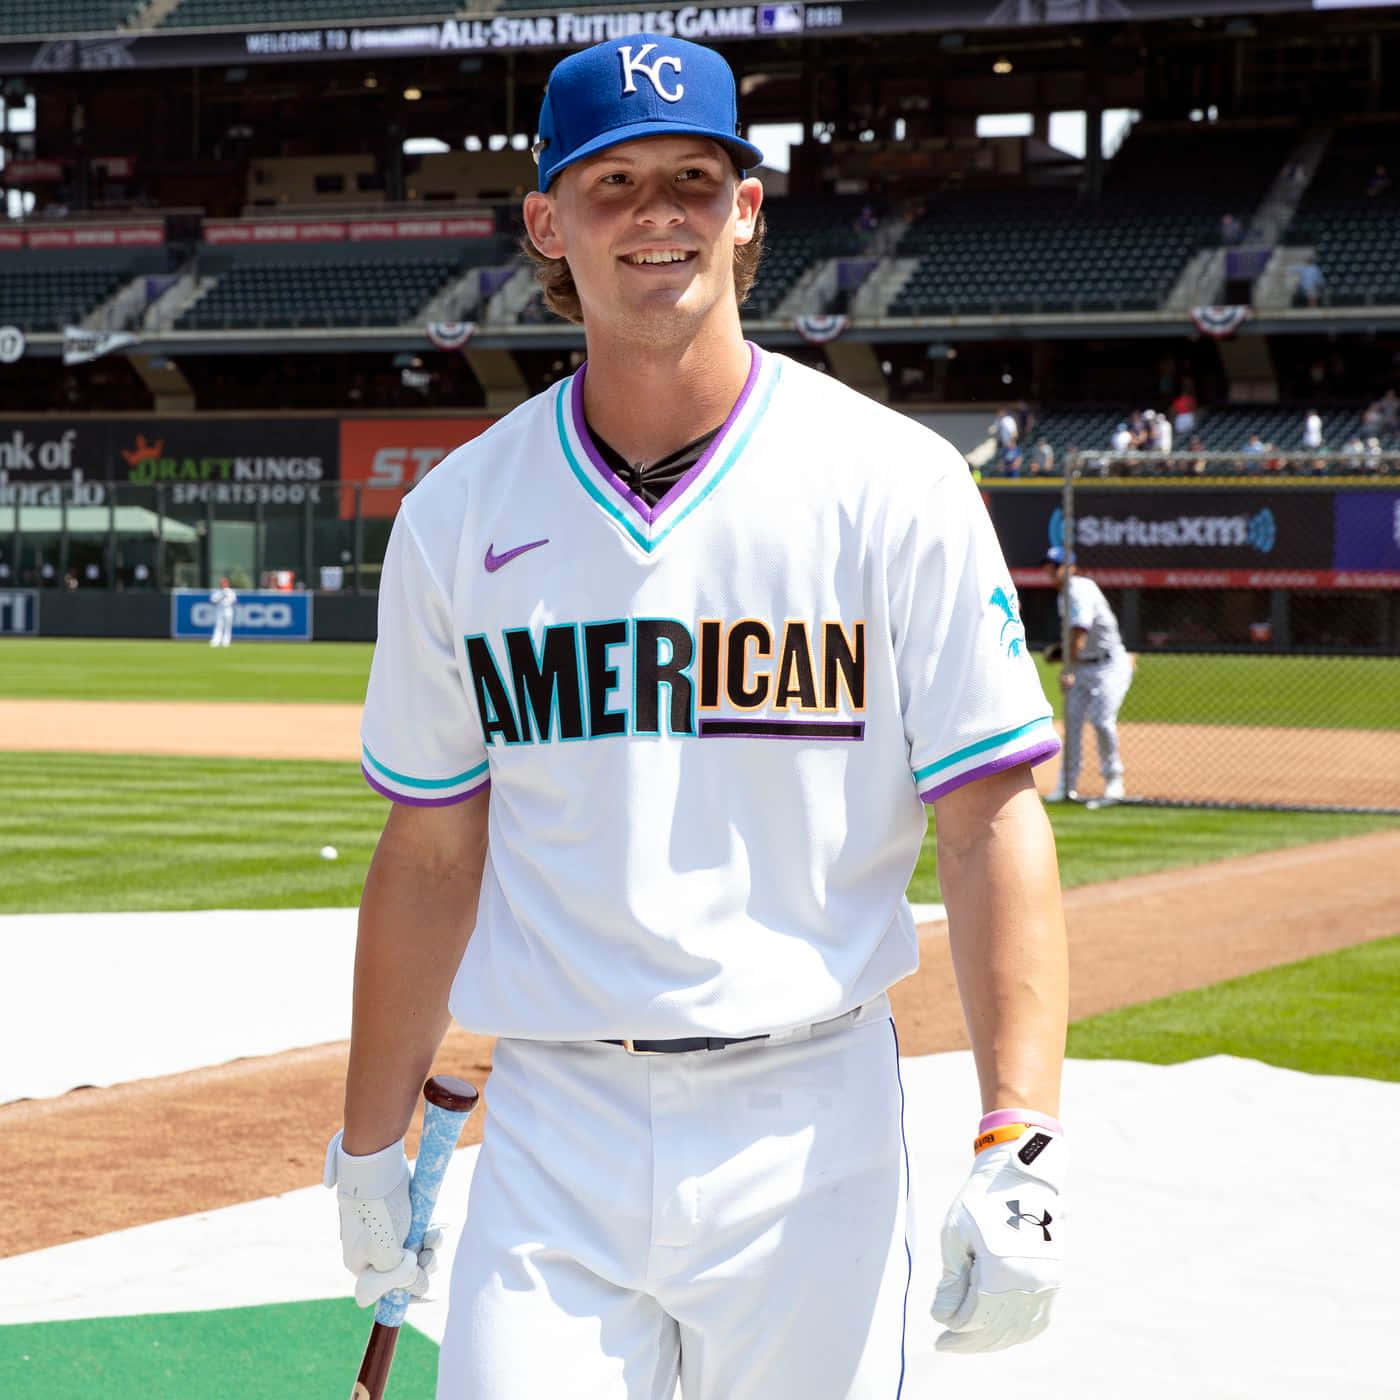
xmin=319 ymin=845 xmax=339 ymax=861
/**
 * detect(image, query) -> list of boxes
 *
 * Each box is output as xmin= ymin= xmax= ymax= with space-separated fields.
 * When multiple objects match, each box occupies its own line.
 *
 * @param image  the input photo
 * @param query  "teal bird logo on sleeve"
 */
xmin=989 ymin=586 xmax=1025 ymax=658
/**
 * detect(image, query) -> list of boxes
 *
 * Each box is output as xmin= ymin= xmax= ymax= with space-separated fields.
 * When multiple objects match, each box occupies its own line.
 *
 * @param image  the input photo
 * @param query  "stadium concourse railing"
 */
xmin=997 ymin=452 xmax=1399 ymax=815
xmin=0 ymin=481 xmax=418 ymax=597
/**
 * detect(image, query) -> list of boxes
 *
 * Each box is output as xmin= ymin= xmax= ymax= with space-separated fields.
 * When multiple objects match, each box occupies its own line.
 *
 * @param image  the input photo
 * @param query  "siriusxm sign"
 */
xmin=171 ymin=588 xmax=313 ymax=641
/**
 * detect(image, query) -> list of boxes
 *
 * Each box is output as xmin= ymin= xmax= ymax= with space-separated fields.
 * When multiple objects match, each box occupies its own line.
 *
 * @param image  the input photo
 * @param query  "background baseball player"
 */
xmin=208 ymin=576 xmax=236 ymax=648
xmin=326 ymin=33 xmax=1070 ymax=1398
xmin=1043 ymin=545 xmax=1133 ymax=802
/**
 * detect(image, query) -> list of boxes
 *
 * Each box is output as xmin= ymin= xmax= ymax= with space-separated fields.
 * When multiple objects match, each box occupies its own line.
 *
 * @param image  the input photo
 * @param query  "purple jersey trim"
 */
xmin=361 ymin=764 xmax=490 ymax=807
xmin=918 ymin=737 xmax=1061 ymax=804
xmin=569 ymin=342 xmax=761 ymax=527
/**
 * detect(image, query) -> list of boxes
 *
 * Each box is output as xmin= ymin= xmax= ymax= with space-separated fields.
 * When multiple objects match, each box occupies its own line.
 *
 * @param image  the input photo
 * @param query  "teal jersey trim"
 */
xmin=362 ymin=744 xmax=489 ymax=790
xmin=554 ymin=359 xmax=781 ymax=553
xmin=912 ymin=716 xmax=1055 ymax=784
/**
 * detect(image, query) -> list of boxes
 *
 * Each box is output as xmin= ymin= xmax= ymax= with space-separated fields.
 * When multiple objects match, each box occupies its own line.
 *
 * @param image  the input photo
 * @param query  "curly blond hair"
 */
xmin=520 ymin=209 xmax=767 ymax=325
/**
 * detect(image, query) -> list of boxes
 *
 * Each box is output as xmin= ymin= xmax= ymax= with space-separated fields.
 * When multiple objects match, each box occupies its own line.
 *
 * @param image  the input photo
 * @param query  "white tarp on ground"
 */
xmin=0 ymin=908 xmax=358 ymax=1103
xmin=0 ymin=905 xmax=943 ymax=1104
xmin=2 ymin=1052 xmax=1396 ymax=1399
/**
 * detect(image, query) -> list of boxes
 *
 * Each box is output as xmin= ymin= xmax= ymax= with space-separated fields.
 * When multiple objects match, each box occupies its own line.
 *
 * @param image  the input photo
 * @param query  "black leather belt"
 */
xmin=601 ymin=1034 xmax=769 ymax=1055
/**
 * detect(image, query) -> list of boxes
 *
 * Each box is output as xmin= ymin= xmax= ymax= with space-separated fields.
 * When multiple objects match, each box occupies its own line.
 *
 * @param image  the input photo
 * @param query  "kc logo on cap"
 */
xmin=619 ymin=42 xmax=684 ymax=103
xmin=533 ymin=31 xmax=764 ymax=192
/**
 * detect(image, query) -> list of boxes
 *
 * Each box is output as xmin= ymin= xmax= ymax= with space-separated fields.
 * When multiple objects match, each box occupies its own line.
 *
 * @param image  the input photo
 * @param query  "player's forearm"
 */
xmin=937 ymin=773 xmax=1068 ymax=1116
xmin=344 ymin=797 xmax=488 ymax=1154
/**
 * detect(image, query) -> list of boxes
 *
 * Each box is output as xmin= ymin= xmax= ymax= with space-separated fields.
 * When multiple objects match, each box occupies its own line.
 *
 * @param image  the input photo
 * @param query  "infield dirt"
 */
xmin=1 ymin=701 xmax=1396 ymax=1258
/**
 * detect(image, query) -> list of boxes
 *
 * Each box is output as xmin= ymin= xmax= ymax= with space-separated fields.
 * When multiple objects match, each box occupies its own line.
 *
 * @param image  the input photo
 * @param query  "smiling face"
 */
xmin=523 ymin=134 xmax=762 ymax=347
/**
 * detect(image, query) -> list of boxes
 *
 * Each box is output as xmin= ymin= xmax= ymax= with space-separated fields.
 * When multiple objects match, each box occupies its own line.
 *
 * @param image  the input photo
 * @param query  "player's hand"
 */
xmin=931 ymin=1126 xmax=1065 ymax=1354
xmin=1058 ymin=671 xmax=1075 ymax=690
xmin=323 ymin=1130 xmax=441 ymax=1308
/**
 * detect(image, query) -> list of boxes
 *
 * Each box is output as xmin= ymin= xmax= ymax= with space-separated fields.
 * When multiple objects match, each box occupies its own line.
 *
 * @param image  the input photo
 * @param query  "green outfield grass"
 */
xmin=0 ymin=749 xmax=1395 ymax=914
xmin=905 ymin=801 xmax=1399 ymax=905
xmin=1066 ymin=935 xmax=1400 ymax=1081
xmin=0 ymin=638 xmax=372 ymax=704
xmin=0 ymin=1298 xmax=438 ymax=1400
xmin=2 ymin=639 xmax=1397 ymax=730
xmin=0 ymin=753 xmax=383 ymax=913
xmin=1031 ymin=651 xmax=1400 ymax=730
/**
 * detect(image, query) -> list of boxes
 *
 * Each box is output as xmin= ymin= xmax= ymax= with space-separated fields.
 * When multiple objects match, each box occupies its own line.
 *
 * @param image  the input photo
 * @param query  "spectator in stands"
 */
xmin=1303 ymin=409 xmax=1323 ymax=452
xmin=1110 ymin=421 xmax=1133 ymax=454
xmin=1186 ymin=434 xmax=1209 ymax=475
xmin=1127 ymin=410 xmax=1149 ymax=449
xmin=1149 ymin=410 xmax=1172 ymax=455
xmin=1365 ymin=163 xmax=1391 ymax=198
xmin=1342 ymin=434 xmax=1368 ymax=465
xmin=1362 ymin=398 xmax=1385 ymax=435
xmin=1295 ymin=256 xmax=1326 ymax=308
xmin=1171 ymin=380 xmax=1197 ymax=437
xmin=1378 ymin=389 xmax=1399 ymax=436
xmin=992 ymin=405 xmax=1019 ymax=454
xmin=1002 ymin=443 xmax=1025 ymax=477
xmin=1220 ymin=212 xmax=1243 ymax=246
xmin=1029 ymin=438 xmax=1055 ymax=476
xmin=1242 ymin=433 xmax=1268 ymax=469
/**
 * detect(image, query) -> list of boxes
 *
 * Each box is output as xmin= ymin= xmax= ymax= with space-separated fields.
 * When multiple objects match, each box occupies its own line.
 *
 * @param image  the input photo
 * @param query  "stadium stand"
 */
xmin=987 ymin=403 xmax=1373 ymax=475
xmin=175 ymin=236 xmax=513 ymax=329
xmin=1284 ymin=119 xmax=1400 ymax=307
xmin=890 ymin=121 xmax=1298 ymax=317
xmin=741 ymin=198 xmax=873 ymax=319
xmin=0 ymin=250 xmax=157 ymax=333
xmin=0 ymin=1 xmax=141 ymax=36
xmin=160 ymin=0 xmax=458 ymax=24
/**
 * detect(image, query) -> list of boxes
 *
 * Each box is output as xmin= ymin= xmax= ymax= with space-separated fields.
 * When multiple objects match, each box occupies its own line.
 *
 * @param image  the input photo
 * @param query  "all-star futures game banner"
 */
xmin=0 ymin=1 xmax=1365 ymax=76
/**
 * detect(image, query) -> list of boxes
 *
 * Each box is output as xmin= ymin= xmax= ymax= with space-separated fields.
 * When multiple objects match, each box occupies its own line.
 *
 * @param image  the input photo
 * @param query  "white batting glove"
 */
xmin=323 ymin=1130 xmax=441 ymax=1309
xmin=931 ymin=1124 xmax=1065 ymax=1354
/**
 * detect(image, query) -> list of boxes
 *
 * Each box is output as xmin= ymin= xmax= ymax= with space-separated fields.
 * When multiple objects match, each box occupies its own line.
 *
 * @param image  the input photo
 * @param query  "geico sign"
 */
xmin=191 ymin=601 xmax=293 ymax=628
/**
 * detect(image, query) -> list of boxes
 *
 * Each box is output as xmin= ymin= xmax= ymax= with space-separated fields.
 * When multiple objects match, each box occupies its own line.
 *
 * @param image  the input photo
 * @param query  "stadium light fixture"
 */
xmin=363 ymin=74 xmax=378 ymax=89
xmin=993 ymin=59 xmax=1013 ymax=75
xmin=404 ymin=87 xmax=423 ymax=101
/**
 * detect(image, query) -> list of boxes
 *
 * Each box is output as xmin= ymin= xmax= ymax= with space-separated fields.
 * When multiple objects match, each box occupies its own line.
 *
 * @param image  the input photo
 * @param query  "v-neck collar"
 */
xmin=555 ymin=342 xmax=779 ymax=554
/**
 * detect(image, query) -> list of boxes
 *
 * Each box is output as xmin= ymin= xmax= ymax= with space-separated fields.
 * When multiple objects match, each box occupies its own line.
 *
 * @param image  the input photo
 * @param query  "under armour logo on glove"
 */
xmin=1006 ymin=1200 xmax=1054 ymax=1242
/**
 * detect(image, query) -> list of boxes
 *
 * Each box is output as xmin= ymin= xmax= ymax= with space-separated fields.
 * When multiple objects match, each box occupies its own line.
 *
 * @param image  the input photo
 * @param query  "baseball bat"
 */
xmin=349 ymin=1074 xmax=479 ymax=1400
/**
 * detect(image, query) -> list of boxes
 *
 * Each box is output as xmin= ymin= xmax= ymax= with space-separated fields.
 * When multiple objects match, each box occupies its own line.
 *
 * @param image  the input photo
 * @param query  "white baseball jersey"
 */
xmin=1059 ymin=574 xmax=1124 ymax=662
xmin=360 ymin=345 xmax=1058 ymax=1041
xmin=210 ymin=586 xmax=237 ymax=612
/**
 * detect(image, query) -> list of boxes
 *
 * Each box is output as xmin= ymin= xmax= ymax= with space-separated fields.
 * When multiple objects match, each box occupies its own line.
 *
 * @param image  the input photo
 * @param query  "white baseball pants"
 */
xmin=1060 ymin=656 xmax=1132 ymax=790
xmin=438 ymin=999 xmax=913 ymax=1399
xmin=210 ymin=609 xmax=234 ymax=647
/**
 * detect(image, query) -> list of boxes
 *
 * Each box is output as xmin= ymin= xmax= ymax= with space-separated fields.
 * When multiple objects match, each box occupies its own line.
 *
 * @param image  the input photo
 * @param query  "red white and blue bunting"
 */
xmin=793 ymin=313 xmax=849 ymax=345
xmin=426 ymin=321 xmax=477 ymax=351
xmin=1189 ymin=305 xmax=1250 ymax=340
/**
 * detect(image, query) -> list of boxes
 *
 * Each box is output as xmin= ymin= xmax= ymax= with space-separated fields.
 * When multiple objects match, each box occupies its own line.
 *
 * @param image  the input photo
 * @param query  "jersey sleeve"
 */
xmin=1066 ymin=579 xmax=1094 ymax=631
xmin=359 ymin=510 xmax=489 ymax=806
xmin=892 ymin=458 xmax=1060 ymax=803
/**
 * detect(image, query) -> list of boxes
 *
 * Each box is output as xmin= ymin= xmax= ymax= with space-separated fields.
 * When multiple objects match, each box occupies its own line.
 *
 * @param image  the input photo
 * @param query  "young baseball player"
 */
xmin=1043 ymin=545 xmax=1133 ymax=802
xmin=326 ymin=34 xmax=1069 ymax=1397
xmin=208 ymin=576 xmax=236 ymax=648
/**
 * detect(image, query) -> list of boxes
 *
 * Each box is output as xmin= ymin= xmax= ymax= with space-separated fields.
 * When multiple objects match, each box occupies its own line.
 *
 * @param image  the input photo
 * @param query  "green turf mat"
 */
xmin=905 ymin=803 xmax=1399 ymax=904
xmin=0 ymin=752 xmax=383 ymax=913
xmin=1031 ymin=653 xmax=1400 ymax=730
xmin=0 ymin=1297 xmax=438 ymax=1400
xmin=1066 ymin=935 xmax=1400 ymax=1081
xmin=0 ymin=639 xmax=373 ymax=704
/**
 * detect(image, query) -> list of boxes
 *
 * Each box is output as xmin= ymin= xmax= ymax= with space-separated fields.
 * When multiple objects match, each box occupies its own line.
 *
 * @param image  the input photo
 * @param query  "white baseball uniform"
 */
xmin=360 ymin=345 xmax=1059 ymax=1398
xmin=1056 ymin=573 xmax=1132 ymax=793
xmin=209 ymin=585 xmax=237 ymax=647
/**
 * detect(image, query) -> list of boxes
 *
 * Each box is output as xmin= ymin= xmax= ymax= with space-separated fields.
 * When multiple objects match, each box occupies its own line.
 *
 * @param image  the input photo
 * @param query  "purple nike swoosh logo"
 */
xmin=484 ymin=538 xmax=549 ymax=573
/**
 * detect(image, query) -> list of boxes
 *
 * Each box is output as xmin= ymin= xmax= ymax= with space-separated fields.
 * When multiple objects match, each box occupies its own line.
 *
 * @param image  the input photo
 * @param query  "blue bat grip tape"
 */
xmin=375 ymin=1099 xmax=474 ymax=1327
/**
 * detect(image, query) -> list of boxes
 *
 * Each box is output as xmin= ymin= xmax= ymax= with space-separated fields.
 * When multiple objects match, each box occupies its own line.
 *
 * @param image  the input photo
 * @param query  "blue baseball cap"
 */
xmin=1043 ymin=546 xmax=1074 ymax=565
xmin=533 ymin=33 xmax=764 ymax=192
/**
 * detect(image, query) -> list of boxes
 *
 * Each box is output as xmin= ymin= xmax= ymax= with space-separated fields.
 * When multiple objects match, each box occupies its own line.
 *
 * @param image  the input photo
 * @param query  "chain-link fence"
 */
xmin=1047 ymin=453 xmax=1400 ymax=813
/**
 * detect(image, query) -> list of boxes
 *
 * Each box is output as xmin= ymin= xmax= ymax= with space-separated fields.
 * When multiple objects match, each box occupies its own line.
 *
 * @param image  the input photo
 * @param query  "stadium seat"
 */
xmin=0 ymin=262 xmax=129 ymax=333
xmin=160 ymin=0 xmax=459 ymax=25
xmin=0 ymin=1 xmax=139 ymax=36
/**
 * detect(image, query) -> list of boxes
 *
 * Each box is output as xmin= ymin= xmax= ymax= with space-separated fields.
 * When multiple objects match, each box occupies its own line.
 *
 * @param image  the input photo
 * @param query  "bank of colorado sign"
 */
xmin=172 ymin=589 xmax=313 ymax=641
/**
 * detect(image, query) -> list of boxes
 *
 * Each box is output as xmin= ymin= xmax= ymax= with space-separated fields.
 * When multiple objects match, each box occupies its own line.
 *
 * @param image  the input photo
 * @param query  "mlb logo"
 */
xmin=758 ymin=4 xmax=805 ymax=35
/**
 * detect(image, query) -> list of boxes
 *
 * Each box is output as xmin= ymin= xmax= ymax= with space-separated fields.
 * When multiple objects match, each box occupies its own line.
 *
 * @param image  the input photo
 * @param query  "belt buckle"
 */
xmin=621 ymin=1038 xmax=660 ymax=1055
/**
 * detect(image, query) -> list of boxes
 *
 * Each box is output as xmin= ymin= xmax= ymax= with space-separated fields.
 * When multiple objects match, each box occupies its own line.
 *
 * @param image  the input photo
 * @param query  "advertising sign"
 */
xmin=1334 ymin=491 xmax=1400 ymax=572
xmin=202 ymin=214 xmax=495 ymax=245
xmin=338 ymin=417 xmax=495 ymax=520
xmin=172 ymin=588 xmax=313 ymax=641
xmin=0 ymin=589 xmax=38 ymax=635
